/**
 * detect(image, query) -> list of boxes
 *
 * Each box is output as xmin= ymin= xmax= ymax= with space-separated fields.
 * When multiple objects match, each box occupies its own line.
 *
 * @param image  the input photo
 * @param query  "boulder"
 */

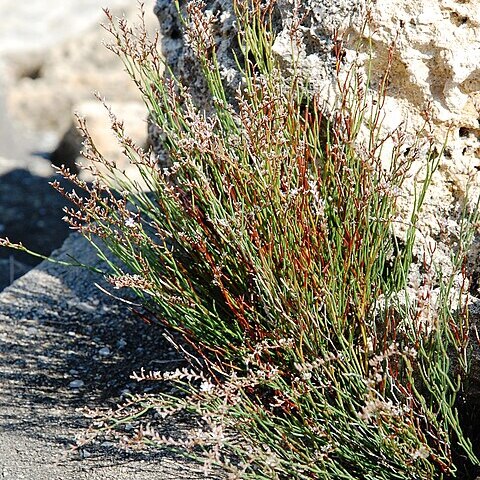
xmin=0 ymin=1 xmax=158 ymax=152
xmin=153 ymin=0 xmax=480 ymax=275
xmin=51 ymin=100 xmax=149 ymax=182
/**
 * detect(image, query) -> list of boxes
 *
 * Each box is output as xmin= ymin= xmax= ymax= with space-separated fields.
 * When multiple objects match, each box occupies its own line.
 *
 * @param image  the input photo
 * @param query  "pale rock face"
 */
xmin=355 ymin=0 xmax=480 ymax=273
xmin=365 ymin=0 xmax=480 ymax=156
xmin=154 ymin=0 xmax=480 ymax=276
xmin=0 ymin=1 xmax=158 ymax=157
xmin=50 ymin=100 xmax=149 ymax=183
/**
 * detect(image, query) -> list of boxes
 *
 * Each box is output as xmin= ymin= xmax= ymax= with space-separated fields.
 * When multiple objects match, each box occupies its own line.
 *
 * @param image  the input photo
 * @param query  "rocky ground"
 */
xmin=0 ymin=2 xmax=215 ymax=478
xmin=0 ymin=234 xmax=212 ymax=479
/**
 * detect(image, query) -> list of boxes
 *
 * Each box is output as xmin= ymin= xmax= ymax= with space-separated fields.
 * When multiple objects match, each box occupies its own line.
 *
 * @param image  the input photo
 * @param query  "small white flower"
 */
xmin=288 ymin=188 xmax=300 ymax=198
xmin=300 ymin=371 xmax=312 ymax=381
xmin=125 ymin=217 xmax=136 ymax=228
xmin=412 ymin=444 xmax=430 ymax=460
xmin=200 ymin=381 xmax=215 ymax=393
xmin=220 ymin=66 xmax=237 ymax=84
xmin=220 ymin=10 xmax=231 ymax=23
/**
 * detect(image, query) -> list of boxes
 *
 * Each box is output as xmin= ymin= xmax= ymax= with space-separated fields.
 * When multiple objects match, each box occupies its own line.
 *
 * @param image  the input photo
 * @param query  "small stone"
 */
xmin=69 ymin=379 xmax=84 ymax=389
xmin=101 ymin=441 xmax=114 ymax=448
xmin=117 ymin=339 xmax=127 ymax=349
xmin=26 ymin=327 xmax=38 ymax=335
xmin=81 ymin=449 xmax=92 ymax=459
xmin=98 ymin=347 xmax=110 ymax=357
xmin=76 ymin=301 xmax=96 ymax=313
xmin=69 ymin=369 xmax=79 ymax=376
xmin=88 ymin=297 xmax=100 ymax=306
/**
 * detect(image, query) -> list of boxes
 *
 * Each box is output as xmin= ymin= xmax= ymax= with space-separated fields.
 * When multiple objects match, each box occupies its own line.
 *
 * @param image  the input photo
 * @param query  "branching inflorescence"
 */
xmin=7 ymin=1 xmax=479 ymax=478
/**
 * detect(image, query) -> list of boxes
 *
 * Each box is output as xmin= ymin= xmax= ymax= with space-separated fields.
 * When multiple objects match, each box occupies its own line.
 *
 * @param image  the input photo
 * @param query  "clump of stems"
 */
xmin=13 ymin=0 xmax=480 ymax=478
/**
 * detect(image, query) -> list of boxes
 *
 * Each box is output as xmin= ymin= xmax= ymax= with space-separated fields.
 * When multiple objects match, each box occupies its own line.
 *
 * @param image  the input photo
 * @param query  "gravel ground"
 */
xmin=0 ymin=234 xmax=217 ymax=479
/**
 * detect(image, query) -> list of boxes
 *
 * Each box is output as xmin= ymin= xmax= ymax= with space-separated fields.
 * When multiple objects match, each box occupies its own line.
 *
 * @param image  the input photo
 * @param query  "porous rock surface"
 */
xmin=154 ymin=0 xmax=480 ymax=276
xmin=155 ymin=0 xmax=480 ymax=167
xmin=358 ymin=0 xmax=480 ymax=274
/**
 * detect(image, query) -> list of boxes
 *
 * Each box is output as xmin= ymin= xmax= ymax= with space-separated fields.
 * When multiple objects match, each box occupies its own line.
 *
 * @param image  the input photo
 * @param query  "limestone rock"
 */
xmin=51 ymin=101 xmax=149 ymax=182
xmin=153 ymin=0 xmax=364 ymax=106
xmin=154 ymin=0 xmax=479 ymax=164
xmin=153 ymin=0 xmax=480 ymax=277
xmin=0 ymin=1 xmax=159 ymax=148
xmin=352 ymin=1 xmax=480 ymax=274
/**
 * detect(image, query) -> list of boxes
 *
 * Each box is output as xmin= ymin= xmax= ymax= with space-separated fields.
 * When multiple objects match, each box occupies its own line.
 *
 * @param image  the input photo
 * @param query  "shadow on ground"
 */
xmin=0 ymin=168 xmax=71 ymax=291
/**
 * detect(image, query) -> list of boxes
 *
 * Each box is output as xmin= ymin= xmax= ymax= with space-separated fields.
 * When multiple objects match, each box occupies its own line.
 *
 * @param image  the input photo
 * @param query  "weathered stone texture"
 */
xmin=355 ymin=1 xmax=480 ymax=272
xmin=153 ymin=0 xmax=480 ymax=274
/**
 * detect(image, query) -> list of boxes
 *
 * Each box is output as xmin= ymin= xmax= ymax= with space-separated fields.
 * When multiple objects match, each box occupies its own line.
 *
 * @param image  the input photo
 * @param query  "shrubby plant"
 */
xmin=4 ymin=1 xmax=480 ymax=478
